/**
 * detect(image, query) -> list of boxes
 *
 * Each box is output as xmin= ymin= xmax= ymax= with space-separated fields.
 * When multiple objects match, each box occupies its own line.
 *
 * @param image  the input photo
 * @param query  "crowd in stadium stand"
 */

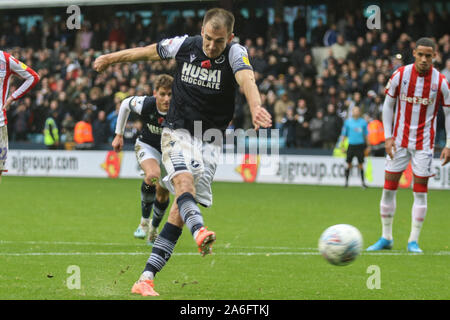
xmin=1 ymin=6 xmax=449 ymax=151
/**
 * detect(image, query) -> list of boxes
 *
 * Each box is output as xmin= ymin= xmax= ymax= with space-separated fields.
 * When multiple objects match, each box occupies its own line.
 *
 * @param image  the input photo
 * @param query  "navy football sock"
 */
xmin=141 ymin=181 xmax=156 ymax=219
xmin=177 ymin=192 xmax=204 ymax=237
xmin=144 ymin=222 xmax=182 ymax=276
xmin=152 ymin=199 xmax=170 ymax=228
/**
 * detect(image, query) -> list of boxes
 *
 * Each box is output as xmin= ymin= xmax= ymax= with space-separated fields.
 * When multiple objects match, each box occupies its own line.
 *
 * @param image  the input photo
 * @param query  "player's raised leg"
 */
xmin=148 ymin=182 xmax=170 ymax=244
xmin=134 ymin=158 xmax=160 ymax=239
xmin=367 ymin=170 xmax=401 ymax=251
xmin=132 ymin=201 xmax=184 ymax=296
xmin=172 ymin=172 xmax=216 ymax=256
xmin=407 ymin=175 xmax=428 ymax=253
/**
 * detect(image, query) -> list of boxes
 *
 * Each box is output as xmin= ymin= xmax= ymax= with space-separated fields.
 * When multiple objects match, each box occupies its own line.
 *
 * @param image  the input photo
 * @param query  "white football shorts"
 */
xmin=160 ymin=127 xmax=220 ymax=207
xmin=0 ymin=125 xmax=8 ymax=171
xmin=385 ymin=145 xmax=434 ymax=178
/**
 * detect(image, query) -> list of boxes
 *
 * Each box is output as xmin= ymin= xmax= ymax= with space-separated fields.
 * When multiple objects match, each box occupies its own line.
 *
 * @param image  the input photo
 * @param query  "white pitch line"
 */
xmin=0 ymin=251 xmax=449 ymax=257
xmin=0 ymin=240 xmax=317 ymax=251
xmin=0 ymin=240 xmax=449 ymax=255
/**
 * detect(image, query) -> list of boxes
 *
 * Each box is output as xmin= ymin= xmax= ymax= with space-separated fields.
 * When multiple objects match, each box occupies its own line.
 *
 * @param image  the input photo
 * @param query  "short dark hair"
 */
xmin=415 ymin=37 xmax=436 ymax=51
xmin=154 ymin=74 xmax=173 ymax=91
xmin=203 ymin=8 xmax=235 ymax=35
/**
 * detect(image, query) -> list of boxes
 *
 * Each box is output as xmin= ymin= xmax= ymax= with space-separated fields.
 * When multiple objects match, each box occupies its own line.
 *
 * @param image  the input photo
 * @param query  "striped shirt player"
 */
xmin=0 ymin=51 xmax=40 ymax=175
xmin=93 ymin=8 xmax=272 ymax=297
xmin=367 ymin=38 xmax=450 ymax=254
xmin=383 ymin=63 xmax=450 ymax=178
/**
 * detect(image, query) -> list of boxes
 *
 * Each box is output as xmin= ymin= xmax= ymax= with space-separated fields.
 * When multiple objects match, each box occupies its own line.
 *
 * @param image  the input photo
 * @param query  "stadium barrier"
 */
xmin=5 ymin=149 xmax=449 ymax=190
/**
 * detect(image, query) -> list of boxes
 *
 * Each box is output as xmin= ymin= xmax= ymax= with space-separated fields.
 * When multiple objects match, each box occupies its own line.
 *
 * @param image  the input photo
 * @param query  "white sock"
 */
xmin=193 ymin=229 xmax=200 ymax=240
xmin=140 ymin=217 xmax=150 ymax=226
xmin=380 ymin=189 xmax=397 ymax=240
xmin=408 ymin=192 xmax=427 ymax=243
xmin=139 ymin=271 xmax=154 ymax=281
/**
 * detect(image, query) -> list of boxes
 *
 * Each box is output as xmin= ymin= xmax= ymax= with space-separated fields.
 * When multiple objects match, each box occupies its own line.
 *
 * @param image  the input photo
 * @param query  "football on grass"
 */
xmin=318 ymin=224 xmax=363 ymax=266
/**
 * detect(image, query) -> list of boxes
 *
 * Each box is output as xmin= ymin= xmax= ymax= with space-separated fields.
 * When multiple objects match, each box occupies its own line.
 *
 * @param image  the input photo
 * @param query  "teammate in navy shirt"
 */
xmin=112 ymin=75 xmax=173 ymax=245
xmin=94 ymin=8 xmax=272 ymax=297
xmin=339 ymin=106 xmax=370 ymax=188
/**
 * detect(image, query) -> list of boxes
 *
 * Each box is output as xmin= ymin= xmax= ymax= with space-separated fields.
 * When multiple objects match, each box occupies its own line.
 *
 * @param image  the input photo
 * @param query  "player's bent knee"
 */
xmin=144 ymin=174 xmax=159 ymax=186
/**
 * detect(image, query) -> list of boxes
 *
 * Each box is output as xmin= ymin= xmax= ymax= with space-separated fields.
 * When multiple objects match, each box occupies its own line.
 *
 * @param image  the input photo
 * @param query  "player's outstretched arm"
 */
xmin=235 ymin=69 xmax=272 ymax=130
xmin=93 ymin=44 xmax=160 ymax=73
xmin=440 ymin=107 xmax=450 ymax=166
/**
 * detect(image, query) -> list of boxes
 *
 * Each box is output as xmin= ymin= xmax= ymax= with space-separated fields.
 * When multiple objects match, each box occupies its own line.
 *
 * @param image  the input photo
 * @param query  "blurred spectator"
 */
xmin=293 ymin=10 xmax=307 ymax=42
xmin=323 ymin=24 xmax=338 ymax=46
xmin=268 ymin=15 xmax=289 ymax=46
xmin=107 ymin=96 xmax=122 ymax=135
xmin=74 ymin=114 xmax=94 ymax=149
xmin=310 ymin=110 xmax=324 ymax=148
xmin=43 ymin=109 xmax=60 ymax=149
xmin=281 ymin=107 xmax=297 ymax=148
xmin=61 ymin=113 xmax=75 ymax=144
xmin=331 ymin=34 xmax=351 ymax=59
xmin=367 ymin=113 xmax=385 ymax=157
xmin=322 ymin=104 xmax=343 ymax=149
xmin=274 ymin=92 xmax=294 ymax=129
xmin=442 ymin=58 xmax=450 ymax=81
xmin=108 ymin=18 xmax=126 ymax=45
xmin=93 ymin=110 xmax=109 ymax=147
xmin=299 ymin=54 xmax=317 ymax=80
xmin=11 ymin=103 xmax=29 ymax=142
xmin=294 ymin=99 xmax=312 ymax=147
xmin=311 ymin=17 xmax=327 ymax=46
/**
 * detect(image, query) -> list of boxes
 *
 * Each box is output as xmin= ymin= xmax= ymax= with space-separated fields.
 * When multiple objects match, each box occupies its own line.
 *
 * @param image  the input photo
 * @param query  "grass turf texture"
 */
xmin=0 ymin=176 xmax=448 ymax=300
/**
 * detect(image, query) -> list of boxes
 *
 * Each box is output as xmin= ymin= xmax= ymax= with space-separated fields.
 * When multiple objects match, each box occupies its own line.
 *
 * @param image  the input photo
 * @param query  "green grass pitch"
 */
xmin=0 ymin=176 xmax=448 ymax=300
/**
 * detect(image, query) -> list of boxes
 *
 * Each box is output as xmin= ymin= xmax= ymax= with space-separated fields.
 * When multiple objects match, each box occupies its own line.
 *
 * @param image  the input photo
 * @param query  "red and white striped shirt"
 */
xmin=0 ymin=51 xmax=40 ymax=127
xmin=385 ymin=63 xmax=450 ymax=151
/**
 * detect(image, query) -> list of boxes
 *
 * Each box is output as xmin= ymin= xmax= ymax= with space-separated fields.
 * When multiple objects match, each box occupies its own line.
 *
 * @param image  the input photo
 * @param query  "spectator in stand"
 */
xmin=299 ymin=54 xmax=317 ymax=80
xmin=294 ymin=98 xmax=312 ymax=148
xmin=310 ymin=110 xmax=325 ymax=148
xmin=61 ymin=113 xmax=75 ymax=145
xmin=108 ymin=18 xmax=126 ymax=46
xmin=291 ymin=37 xmax=310 ymax=71
xmin=93 ymin=110 xmax=109 ymax=147
xmin=323 ymin=24 xmax=338 ymax=46
xmin=274 ymin=92 xmax=294 ymax=130
xmin=322 ymin=104 xmax=343 ymax=149
xmin=293 ymin=9 xmax=307 ymax=43
xmin=331 ymin=34 xmax=351 ymax=60
xmin=74 ymin=114 xmax=94 ymax=149
xmin=367 ymin=112 xmax=385 ymax=157
xmin=311 ymin=17 xmax=327 ymax=47
xmin=442 ymin=58 xmax=450 ymax=81
xmin=11 ymin=103 xmax=29 ymax=142
xmin=43 ymin=109 xmax=60 ymax=149
xmin=281 ymin=107 xmax=297 ymax=148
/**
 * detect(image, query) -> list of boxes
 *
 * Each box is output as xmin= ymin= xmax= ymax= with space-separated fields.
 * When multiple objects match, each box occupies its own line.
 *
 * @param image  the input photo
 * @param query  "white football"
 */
xmin=318 ymin=224 xmax=363 ymax=266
